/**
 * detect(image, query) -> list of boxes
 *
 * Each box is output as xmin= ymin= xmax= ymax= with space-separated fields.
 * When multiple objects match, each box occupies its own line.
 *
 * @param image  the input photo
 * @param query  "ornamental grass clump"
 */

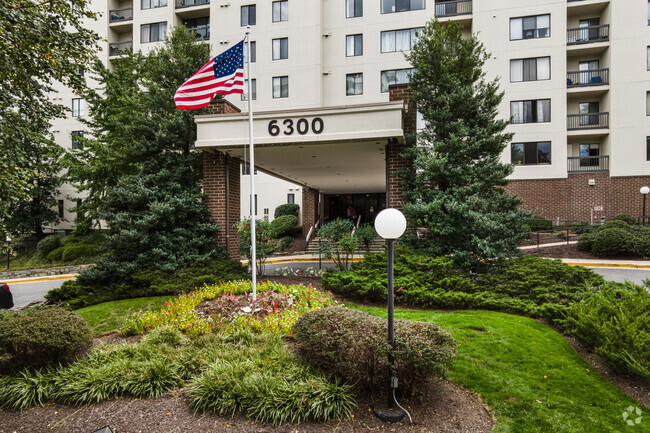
xmin=293 ymin=306 xmax=457 ymax=396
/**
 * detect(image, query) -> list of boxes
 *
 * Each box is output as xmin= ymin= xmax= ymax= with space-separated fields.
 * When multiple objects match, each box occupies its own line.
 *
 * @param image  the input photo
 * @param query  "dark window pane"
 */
xmin=524 ymin=142 xmax=538 ymax=165
xmin=537 ymin=142 xmax=551 ymax=164
xmin=511 ymin=143 xmax=524 ymax=165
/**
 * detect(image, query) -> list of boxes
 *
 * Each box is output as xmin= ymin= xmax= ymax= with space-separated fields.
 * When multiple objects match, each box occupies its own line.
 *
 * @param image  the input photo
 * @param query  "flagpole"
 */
xmin=246 ymin=28 xmax=257 ymax=302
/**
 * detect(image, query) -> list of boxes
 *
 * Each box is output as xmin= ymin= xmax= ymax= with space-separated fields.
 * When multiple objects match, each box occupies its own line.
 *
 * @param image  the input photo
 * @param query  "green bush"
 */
xmin=526 ymin=214 xmax=553 ymax=231
xmin=274 ymin=203 xmax=300 ymax=219
xmin=276 ymin=235 xmax=294 ymax=251
xmin=293 ymin=306 xmax=456 ymax=396
xmin=61 ymin=243 xmax=98 ymax=262
xmin=270 ymin=215 xmax=298 ymax=238
xmin=566 ymin=282 xmax=650 ymax=380
xmin=590 ymin=227 xmax=636 ymax=256
xmin=0 ymin=308 xmax=92 ymax=367
xmin=323 ymin=250 xmax=603 ymax=324
xmin=576 ymin=220 xmax=650 ymax=258
xmin=612 ymin=214 xmax=637 ymax=225
xmin=37 ymin=235 xmax=61 ymax=256
xmin=355 ymin=224 xmax=376 ymax=250
xmin=46 ymin=246 xmax=64 ymax=262
xmin=45 ymin=257 xmax=249 ymax=309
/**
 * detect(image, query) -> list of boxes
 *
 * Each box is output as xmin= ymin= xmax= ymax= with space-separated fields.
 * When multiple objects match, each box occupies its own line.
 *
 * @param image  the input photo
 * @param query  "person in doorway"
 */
xmin=346 ymin=206 xmax=357 ymax=223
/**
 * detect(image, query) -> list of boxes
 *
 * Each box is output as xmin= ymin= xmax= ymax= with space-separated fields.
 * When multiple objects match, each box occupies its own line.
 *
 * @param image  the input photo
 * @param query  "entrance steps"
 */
xmin=305 ymin=237 xmax=386 ymax=254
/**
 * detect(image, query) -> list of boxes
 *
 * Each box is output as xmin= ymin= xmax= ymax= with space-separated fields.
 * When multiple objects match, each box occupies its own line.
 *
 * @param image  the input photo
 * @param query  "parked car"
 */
xmin=0 ymin=283 xmax=13 ymax=309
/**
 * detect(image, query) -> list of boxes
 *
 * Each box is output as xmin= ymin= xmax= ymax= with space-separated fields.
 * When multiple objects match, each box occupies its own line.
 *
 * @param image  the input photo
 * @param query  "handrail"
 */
xmin=567 ymin=24 xmax=609 ymax=45
xmin=566 ymin=68 xmax=608 ymax=87
xmin=306 ymin=225 xmax=314 ymax=243
xmin=567 ymin=155 xmax=609 ymax=173
xmin=567 ymin=112 xmax=609 ymax=130
xmin=434 ymin=0 xmax=472 ymax=17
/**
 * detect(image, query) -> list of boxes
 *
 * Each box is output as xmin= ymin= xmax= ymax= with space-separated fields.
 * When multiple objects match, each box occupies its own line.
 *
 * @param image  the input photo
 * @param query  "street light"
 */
xmin=373 ymin=208 xmax=407 ymax=423
xmin=5 ymin=236 xmax=10 ymax=271
xmin=641 ymin=186 xmax=649 ymax=226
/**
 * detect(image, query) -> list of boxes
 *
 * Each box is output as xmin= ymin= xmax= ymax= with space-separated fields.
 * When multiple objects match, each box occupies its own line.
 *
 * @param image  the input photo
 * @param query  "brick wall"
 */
xmin=387 ymin=84 xmax=415 ymax=210
xmin=302 ymin=187 xmax=319 ymax=235
xmin=204 ymin=98 xmax=241 ymax=115
xmin=203 ymin=150 xmax=241 ymax=257
xmin=506 ymin=174 xmax=650 ymax=223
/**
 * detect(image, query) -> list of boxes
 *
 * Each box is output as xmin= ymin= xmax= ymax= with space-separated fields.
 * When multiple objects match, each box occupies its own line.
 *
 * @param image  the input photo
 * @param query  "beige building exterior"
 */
xmin=50 ymin=0 xmax=650 ymax=235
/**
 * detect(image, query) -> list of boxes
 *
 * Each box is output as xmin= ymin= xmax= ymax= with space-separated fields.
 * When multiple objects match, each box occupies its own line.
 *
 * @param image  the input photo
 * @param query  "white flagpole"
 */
xmin=246 ymin=28 xmax=257 ymax=302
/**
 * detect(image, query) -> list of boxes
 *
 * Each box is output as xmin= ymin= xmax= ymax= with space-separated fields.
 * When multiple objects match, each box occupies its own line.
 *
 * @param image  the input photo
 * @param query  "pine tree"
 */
xmin=403 ymin=20 xmax=529 ymax=267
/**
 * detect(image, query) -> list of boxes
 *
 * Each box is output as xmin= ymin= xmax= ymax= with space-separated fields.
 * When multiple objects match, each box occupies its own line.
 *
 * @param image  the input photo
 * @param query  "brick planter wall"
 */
xmin=387 ymin=84 xmax=416 ymax=210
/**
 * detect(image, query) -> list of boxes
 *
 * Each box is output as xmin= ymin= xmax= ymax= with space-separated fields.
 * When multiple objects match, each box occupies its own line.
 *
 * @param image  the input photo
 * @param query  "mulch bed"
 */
xmin=521 ymin=242 xmax=643 ymax=260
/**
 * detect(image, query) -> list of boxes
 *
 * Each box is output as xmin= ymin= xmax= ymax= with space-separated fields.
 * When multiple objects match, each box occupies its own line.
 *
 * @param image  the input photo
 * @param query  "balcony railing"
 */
xmin=567 ymin=155 xmax=609 ymax=173
xmin=109 ymin=8 xmax=133 ymax=23
xmin=567 ymin=24 xmax=609 ymax=45
xmin=434 ymin=0 xmax=472 ymax=17
xmin=567 ymin=112 xmax=609 ymax=130
xmin=109 ymin=41 xmax=132 ymax=57
xmin=567 ymin=68 xmax=609 ymax=87
xmin=176 ymin=0 xmax=209 ymax=8
xmin=187 ymin=26 xmax=209 ymax=41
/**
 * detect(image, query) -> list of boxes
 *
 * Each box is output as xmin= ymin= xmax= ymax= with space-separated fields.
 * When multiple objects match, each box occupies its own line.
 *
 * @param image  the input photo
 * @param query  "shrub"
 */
xmin=0 ymin=308 xmax=92 ymax=367
xmin=355 ymin=224 xmax=376 ymax=250
xmin=270 ymin=215 xmax=298 ymax=238
xmin=293 ymin=306 xmax=456 ymax=396
xmin=526 ymin=214 xmax=553 ymax=231
xmin=46 ymin=246 xmax=64 ymax=262
xmin=589 ymin=227 xmax=636 ymax=256
xmin=317 ymin=219 xmax=359 ymax=271
xmin=613 ymin=214 xmax=637 ymax=225
xmin=37 ymin=235 xmax=61 ymax=256
xmin=274 ymin=203 xmax=300 ymax=219
xmin=566 ymin=282 xmax=650 ymax=380
xmin=276 ymin=235 xmax=294 ymax=252
xmin=61 ymin=243 xmax=97 ymax=262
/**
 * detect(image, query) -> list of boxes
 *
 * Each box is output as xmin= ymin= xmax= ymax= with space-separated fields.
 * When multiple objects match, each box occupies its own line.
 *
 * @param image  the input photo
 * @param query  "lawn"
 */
xmin=76 ymin=296 xmax=172 ymax=334
xmin=356 ymin=306 xmax=642 ymax=433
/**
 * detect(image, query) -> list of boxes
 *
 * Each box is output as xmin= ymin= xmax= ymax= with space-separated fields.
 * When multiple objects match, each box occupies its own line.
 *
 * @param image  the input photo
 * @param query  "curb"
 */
xmin=564 ymin=262 xmax=650 ymax=270
xmin=4 ymin=274 xmax=78 ymax=284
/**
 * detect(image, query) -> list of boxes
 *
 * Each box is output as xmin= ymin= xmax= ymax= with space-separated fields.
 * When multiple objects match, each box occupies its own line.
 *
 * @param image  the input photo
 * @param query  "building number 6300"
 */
xmin=268 ymin=118 xmax=324 ymax=136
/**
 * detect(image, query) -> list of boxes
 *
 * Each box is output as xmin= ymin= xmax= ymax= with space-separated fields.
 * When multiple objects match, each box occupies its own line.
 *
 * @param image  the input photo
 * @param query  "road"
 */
xmin=5 ymin=276 xmax=75 ymax=309
xmin=2 ymin=263 xmax=649 ymax=309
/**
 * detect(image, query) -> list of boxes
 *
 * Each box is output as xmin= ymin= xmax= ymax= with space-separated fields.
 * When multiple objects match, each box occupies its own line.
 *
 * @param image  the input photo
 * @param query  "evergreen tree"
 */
xmin=65 ymin=26 xmax=220 ymax=286
xmin=403 ymin=20 xmax=529 ymax=267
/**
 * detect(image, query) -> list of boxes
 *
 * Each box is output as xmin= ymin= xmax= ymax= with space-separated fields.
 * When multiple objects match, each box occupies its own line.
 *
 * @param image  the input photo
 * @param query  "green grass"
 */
xmin=355 ymin=306 xmax=645 ymax=433
xmin=76 ymin=296 xmax=172 ymax=334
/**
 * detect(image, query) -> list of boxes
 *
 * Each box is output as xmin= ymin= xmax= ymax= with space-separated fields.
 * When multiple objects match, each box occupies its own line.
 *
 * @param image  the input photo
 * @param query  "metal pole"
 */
xmin=644 ymin=194 xmax=647 ymax=227
xmin=246 ymin=29 xmax=256 ymax=301
xmin=6 ymin=244 xmax=9 ymax=270
xmin=387 ymin=238 xmax=396 ymax=408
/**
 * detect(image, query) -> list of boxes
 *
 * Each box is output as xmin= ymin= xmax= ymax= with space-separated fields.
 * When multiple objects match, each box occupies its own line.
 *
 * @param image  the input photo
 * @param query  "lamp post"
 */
xmin=641 ymin=186 xmax=650 ymax=226
xmin=5 ymin=236 xmax=11 ymax=270
xmin=373 ymin=208 xmax=407 ymax=423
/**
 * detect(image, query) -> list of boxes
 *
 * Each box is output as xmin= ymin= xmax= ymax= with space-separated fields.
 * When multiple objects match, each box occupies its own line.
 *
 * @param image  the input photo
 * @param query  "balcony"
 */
xmin=109 ymin=41 xmax=132 ymax=57
xmin=567 ymin=24 xmax=609 ymax=45
xmin=567 ymin=68 xmax=608 ymax=87
xmin=567 ymin=112 xmax=608 ymax=130
xmin=176 ymin=0 xmax=209 ymax=8
xmin=567 ymin=155 xmax=609 ymax=173
xmin=434 ymin=0 xmax=472 ymax=17
xmin=109 ymin=7 xmax=133 ymax=23
xmin=187 ymin=26 xmax=210 ymax=41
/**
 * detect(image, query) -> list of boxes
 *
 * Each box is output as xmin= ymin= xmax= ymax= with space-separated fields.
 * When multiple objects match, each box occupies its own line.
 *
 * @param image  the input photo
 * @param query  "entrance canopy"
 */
xmin=195 ymin=102 xmax=405 ymax=194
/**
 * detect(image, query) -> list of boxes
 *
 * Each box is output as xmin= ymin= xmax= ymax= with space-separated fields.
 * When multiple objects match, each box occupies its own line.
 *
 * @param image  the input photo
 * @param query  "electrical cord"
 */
xmin=392 ymin=388 xmax=413 ymax=425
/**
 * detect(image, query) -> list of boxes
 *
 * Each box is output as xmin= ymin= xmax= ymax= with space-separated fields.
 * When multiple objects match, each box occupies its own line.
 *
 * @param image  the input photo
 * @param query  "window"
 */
xmin=272 ymin=38 xmax=288 ymax=60
xmin=380 ymin=68 xmax=413 ymax=92
xmin=579 ymin=143 xmax=600 ymax=167
xmin=71 ymin=131 xmax=84 ymax=150
xmin=346 ymin=73 xmax=363 ymax=96
xmin=510 ymin=14 xmax=550 ymax=40
xmin=511 ymin=142 xmax=551 ymax=165
xmin=273 ymin=76 xmax=289 ymax=98
xmin=647 ymin=92 xmax=650 ymax=116
xmin=242 ymin=164 xmax=258 ymax=175
xmin=510 ymin=99 xmax=551 ymax=124
xmin=647 ymin=47 xmax=650 ymax=71
xmin=58 ymin=200 xmax=64 ymax=219
xmin=72 ymin=98 xmax=84 ymax=117
xmin=273 ymin=1 xmax=288 ymax=22
xmin=263 ymin=208 xmax=269 ymax=221
xmin=242 ymin=79 xmax=257 ymax=101
xmin=244 ymin=41 xmax=256 ymax=63
xmin=287 ymin=193 xmax=295 ymax=204
xmin=647 ymin=137 xmax=650 ymax=161
xmin=141 ymin=0 xmax=167 ymax=9
xmin=381 ymin=0 xmax=424 ymax=14
xmin=241 ymin=5 xmax=256 ymax=26
xmin=346 ymin=34 xmax=363 ymax=56
xmin=510 ymin=57 xmax=550 ymax=82
xmin=346 ymin=0 xmax=362 ymax=18
xmin=381 ymin=28 xmax=422 ymax=53
xmin=141 ymin=22 xmax=167 ymax=43
xmin=579 ymin=101 xmax=600 ymax=126
xmin=184 ymin=17 xmax=209 ymax=41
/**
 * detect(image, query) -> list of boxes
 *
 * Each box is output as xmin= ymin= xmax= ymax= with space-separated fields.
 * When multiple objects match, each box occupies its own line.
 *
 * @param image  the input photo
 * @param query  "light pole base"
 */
xmin=372 ymin=406 xmax=406 ymax=423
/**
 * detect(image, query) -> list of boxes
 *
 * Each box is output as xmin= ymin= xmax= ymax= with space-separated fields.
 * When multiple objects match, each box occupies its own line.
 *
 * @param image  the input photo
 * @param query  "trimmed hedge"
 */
xmin=578 ymin=219 xmax=650 ymax=258
xmin=0 ymin=308 xmax=92 ymax=367
xmin=293 ymin=306 xmax=456 ymax=396
xmin=36 ymin=235 xmax=61 ymax=256
xmin=270 ymin=215 xmax=299 ymax=238
xmin=274 ymin=203 xmax=300 ymax=219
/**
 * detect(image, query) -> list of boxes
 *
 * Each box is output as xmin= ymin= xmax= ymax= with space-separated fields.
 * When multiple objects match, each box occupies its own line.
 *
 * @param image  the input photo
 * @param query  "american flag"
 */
xmin=174 ymin=40 xmax=244 ymax=110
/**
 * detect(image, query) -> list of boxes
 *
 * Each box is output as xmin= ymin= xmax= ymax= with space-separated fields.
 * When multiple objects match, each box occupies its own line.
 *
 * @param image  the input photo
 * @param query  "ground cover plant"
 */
xmin=357 ymin=306 xmax=645 ymax=433
xmin=322 ymin=248 xmax=603 ymax=324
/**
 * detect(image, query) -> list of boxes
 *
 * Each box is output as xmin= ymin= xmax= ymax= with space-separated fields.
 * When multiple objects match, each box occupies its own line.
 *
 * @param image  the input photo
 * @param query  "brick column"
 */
xmin=386 ymin=84 xmax=415 ymax=211
xmin=203 ymin=151 xmax=241 ymax=258
xmin=302 ymin=187 xmax=319 ymax=236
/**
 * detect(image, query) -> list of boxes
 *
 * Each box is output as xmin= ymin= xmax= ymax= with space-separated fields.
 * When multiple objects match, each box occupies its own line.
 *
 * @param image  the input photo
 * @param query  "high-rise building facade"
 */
xmin=50 ymin=0 xmax=650 ymax=235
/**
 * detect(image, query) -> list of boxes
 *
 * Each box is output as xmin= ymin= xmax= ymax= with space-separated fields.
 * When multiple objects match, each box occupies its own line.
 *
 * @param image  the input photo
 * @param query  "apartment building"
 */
xmin=50 ymin=0 xmax=650 ymax=244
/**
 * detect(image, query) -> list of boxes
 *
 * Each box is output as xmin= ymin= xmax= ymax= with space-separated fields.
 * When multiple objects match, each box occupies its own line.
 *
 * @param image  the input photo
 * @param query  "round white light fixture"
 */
xmin=374 ymin=208 xmax=407 ymax=240
xmin=641 ymin=186 xmax=650 ymax=195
